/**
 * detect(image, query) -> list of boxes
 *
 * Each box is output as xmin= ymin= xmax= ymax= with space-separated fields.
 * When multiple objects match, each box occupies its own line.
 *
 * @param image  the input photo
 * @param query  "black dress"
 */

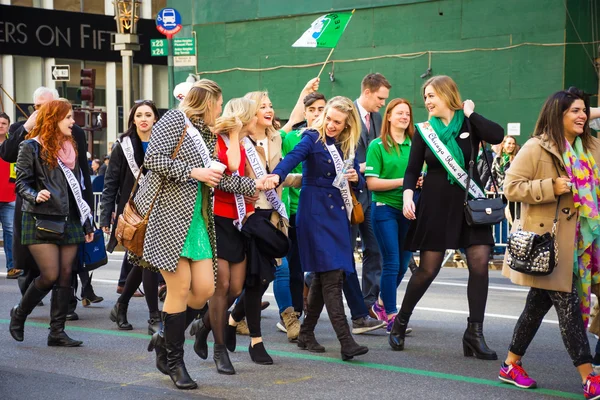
xmin=403 ymin=112 xmax=504 ymax=252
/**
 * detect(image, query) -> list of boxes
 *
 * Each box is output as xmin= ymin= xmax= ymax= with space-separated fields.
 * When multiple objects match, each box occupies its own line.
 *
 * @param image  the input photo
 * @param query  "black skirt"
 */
xmin=215 ymin=215 xmax=246 ymax=263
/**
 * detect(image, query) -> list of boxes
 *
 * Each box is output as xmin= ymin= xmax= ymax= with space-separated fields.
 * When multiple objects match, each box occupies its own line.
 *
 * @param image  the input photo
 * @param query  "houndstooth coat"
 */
xmin=130 ymin=109 xmax=256 ymax=280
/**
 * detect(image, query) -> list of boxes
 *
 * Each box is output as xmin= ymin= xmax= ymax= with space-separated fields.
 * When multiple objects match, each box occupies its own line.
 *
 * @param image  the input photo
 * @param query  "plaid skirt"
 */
xmin=22 ymin=212 xmax=85 ymax=245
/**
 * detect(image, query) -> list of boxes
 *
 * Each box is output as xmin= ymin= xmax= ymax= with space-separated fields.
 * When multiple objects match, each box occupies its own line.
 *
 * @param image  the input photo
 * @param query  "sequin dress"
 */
xmin=180 ymin=183 xmax=213 ymax=260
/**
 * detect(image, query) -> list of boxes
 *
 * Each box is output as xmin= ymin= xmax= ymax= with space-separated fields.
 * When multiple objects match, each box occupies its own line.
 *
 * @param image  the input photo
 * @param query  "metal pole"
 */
xmin=122 ymin=52 xmax=132 ymax=134
xmin=168 ymin=37 xmax=175 ymax=109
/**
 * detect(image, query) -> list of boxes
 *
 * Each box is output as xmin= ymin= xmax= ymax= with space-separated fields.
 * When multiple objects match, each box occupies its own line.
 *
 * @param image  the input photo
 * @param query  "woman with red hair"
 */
xmin=10 ymin=99 xmax=93 ymax=347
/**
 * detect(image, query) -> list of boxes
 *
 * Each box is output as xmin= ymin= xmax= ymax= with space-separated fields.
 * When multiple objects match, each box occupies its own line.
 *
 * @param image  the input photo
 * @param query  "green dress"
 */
xmin=180 ymin=183 xmax=213 ymax=260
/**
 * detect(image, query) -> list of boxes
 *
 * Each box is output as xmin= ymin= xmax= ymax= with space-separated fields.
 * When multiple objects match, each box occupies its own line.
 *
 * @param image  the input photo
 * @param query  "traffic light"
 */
xmin=78 ymin=69 xmax=96 ymax=103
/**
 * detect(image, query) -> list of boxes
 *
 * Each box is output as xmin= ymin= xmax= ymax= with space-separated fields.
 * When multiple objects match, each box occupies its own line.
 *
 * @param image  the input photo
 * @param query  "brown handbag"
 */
xmin=350 ymin=190 xmax=364 ymax=225
xmin=115 ymin=127 xmax=187 ymax=257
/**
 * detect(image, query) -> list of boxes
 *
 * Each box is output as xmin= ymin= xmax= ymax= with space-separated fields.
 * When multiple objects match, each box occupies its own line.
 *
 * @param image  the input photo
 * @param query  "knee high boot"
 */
xmin=163 ymin=311 xmax=197 ymax=390
xmin=462 ymin=318 xmax=497 ymax=360
xmin=321 ymin=271 xmax=368 ymax=361
xmin=189 ymin=311 xmax=211 ymax=360
xmin=388 ymin=312 xmax=410 ymax=351
xmin=9 ymin=282 xmax=50 ymax=342
xmin=297 ymin=274 xmax=325 ymax=353
xmin=47 ymin=287 xmax=83 ymax=347
xmin=148 ymin=311 xmax=169 ymax=375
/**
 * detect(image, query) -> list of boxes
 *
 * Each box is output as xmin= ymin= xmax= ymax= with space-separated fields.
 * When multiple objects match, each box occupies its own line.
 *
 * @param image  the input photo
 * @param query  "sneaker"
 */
xmin=281 ymin=306 xmax=300 ymax=341
xmin=584 ymin=373 xmax=600 ymax=400
xmin=6 ymin=269 xmax=23 ymax=279
xmin=276 ymin=321 xmax=287 ymax=333
xmin=236 ymin=318 xmax=250 ymax=335
xmin=498 ymin=361 xmax=537 ymax=389
xmin=371 ymin=302 xmax=387 ymax=321
xmin=385 ymin=318 xmax=413 ymax=335
xmin=352 ymin=316 xmax=386 ymax=334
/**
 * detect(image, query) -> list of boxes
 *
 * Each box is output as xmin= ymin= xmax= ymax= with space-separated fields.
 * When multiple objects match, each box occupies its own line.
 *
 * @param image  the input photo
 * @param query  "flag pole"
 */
xmin=316 ymin=48 xmax=335 ymax=79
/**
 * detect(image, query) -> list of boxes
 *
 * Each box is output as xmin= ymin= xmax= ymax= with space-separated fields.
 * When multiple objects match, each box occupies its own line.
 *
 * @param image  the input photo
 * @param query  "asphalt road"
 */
xmin=0 ymin=251 xmax=592 ymax=400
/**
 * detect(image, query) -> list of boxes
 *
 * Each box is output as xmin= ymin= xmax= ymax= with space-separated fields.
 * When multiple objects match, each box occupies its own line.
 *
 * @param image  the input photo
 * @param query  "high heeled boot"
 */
xmin=297 ymin=273 xmax=326 ymax=353
xmin=163 ymin=311 xmax=197 ymax=390
xmin=213 ymin=343 xmax=235 ymax=375
xmin=109 ymin=302 xmax=133 ymax=330
xmin=462 ymin=318 xmax=497 ymax=360
xmin=9 ymin=282 xmax=50 ymax=342
xmin=388 ymin=312 xmax=410 ymax=351
xmin=321 ymin=271 xmax=368 ymax=361
xmin=147 ymin=311 xmax=161 ymax=335
xmin=147 ymin=311 xmax=168 ymax=375
xmin=47 ymin=287 xmax=83 ymax=347
xmin=189 ymin=313 xmax=211 ymax=360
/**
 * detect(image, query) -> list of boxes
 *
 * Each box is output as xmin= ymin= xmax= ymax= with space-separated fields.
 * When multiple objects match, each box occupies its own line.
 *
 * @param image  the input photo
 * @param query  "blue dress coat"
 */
xmin=272 ymin=129 xmax=365 ymax=274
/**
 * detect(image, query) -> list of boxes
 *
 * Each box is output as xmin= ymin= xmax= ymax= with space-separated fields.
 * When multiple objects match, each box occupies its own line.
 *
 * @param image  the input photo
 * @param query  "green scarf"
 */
xmin=500 ymin=152 xmax=511 ymax=169
xmin=429 ymin=110 xmax=465 ymax=185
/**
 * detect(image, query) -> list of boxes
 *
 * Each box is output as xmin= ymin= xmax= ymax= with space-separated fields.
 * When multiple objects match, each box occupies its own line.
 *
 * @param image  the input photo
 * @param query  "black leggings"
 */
xmin=28 ymin=243 xmax=78 ymax=290
xmin=509 ymin=280 xmax=593 ymax=367
xmin=400 ymin=245 xmax=491 ymax=323
xmin=231 ymin=283 xmax=269 ymax=338
xmin=118 ymin=258 xmax=159 ymax=314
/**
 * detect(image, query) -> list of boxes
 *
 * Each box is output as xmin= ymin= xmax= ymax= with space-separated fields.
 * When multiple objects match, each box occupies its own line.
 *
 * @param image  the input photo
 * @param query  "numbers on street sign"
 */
xmin=150 ymin=38 xmax=167 ymax=57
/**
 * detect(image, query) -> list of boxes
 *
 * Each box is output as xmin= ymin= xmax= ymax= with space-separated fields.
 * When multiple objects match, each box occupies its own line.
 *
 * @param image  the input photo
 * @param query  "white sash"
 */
xmin=57 ymin=159 xmax=93 ymax=226
xmin=242 ymin=137 xmax=289 ymax=221
xmin=120 ymin=136 xmax=145 ymax=185
xmin=416 ymin=121 xmax=485 ymax=199
xmin=325 ymin=142 xmax=353 ymax=221
xmin=184 ymin=115 xmax=211 ymax=168
xmin=219 ymin=135 xmax=247 ymax=231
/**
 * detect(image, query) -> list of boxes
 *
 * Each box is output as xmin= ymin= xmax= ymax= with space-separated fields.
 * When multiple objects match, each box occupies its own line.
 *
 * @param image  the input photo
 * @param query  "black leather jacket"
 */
xmin=15 ymin=139 xmax=93 ymax=234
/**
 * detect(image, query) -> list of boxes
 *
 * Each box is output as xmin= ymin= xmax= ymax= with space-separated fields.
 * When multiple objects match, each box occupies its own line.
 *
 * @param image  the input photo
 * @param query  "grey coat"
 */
xmin=353 ymin=100 xmax=382 ymax=207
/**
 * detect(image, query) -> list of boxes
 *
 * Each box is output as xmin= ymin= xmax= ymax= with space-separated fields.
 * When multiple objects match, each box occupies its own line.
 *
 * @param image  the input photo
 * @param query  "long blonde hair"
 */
xmin=422 ymin=75 xmax=462 ymax=111
xmin=312 ymin=96 xmax=361 ymax=159
xmin=214 ymin=98 xmax=257 ymax=135
xmin=179 ymin=79 xmax=222 ymax=125
xmin=244 ymin=91 xmax=277 ymax=137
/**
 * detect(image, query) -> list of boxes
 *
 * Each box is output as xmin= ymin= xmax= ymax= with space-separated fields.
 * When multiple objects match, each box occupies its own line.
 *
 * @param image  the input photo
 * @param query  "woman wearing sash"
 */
xmin=389 ymin=75 xmax=504 ymax=358
xmin=190 ymin=97 xmax=268 ymax=375
xmin=266 ymin=96 xmax=370 ymax=361
xmin=365 ymin=98 xmax=415 ymax=333
xmin=10 ymin=99 xmax=94 ymax=347
xmin=133 ymin=80 xmax=256 ymax=390
xmin=497 ymin=88 xmax=600 ymax=397
xmin=100 ymin=100 xmax=162 ymax=333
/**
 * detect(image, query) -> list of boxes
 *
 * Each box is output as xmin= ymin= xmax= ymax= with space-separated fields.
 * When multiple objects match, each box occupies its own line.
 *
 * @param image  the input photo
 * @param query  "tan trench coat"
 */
xmin=502 ymin=135 xmax=600 ymax=293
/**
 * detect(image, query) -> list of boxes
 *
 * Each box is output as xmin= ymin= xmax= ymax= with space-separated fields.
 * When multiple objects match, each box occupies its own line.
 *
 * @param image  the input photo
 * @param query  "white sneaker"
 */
xmin=276 ymin=321 xmax=287 ymax=333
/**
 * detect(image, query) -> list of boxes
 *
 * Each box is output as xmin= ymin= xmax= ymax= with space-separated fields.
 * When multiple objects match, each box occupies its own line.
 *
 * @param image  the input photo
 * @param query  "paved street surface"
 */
xmin=0 ymin=251 xmax=589 ymax=399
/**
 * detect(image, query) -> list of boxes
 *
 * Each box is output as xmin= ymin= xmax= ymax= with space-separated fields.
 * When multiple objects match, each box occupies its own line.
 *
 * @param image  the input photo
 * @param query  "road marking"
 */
xmin=0 ymin=319 xmax=579 ymax=399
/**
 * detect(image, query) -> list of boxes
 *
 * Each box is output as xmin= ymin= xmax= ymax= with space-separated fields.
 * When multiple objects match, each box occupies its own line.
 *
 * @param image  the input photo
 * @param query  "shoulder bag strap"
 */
xmin=550 ymin=157 xmax=562 ymax=236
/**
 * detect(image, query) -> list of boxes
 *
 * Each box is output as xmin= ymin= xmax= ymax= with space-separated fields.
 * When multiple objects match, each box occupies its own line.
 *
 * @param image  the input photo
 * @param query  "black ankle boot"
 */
xmin=249 ymin=342 xmax=273 ymax=365
xmin=462 ymin=318 xmax=497 ymax=360
xmin=9 ymin=283 xmax=50 ymax=342
xmin=47 ymin=287 xmax=83 ymax=347
xmin=109 ymin=302 xmax=133 ymax=330
xmin=225 ymin=312 xmax=237 ymax=353
xmin=297 ymin=332 xmax=325 ymax=353
xmin=213 ymin=344 xmax=236 ymax=375
xmin=189 ymin=315 xmax=210 ymax=360
xmin=148 ymin=311 xmax=161 ymax=335
xmin=164 ymin=311 xmax=197 ymax=390
xmin=388 ymin=313 xmax=410 ymax=351
xmin=147 ymin=312 xmax=168 ymax=375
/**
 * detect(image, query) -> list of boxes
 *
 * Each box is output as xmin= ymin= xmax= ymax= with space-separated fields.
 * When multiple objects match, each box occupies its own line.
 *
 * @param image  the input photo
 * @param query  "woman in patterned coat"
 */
xmin=135 ymin=80 xmax=256 ymax=390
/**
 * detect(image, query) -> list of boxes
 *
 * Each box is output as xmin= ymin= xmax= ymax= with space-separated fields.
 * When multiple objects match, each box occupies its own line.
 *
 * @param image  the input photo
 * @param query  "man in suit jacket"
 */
xmin=0 ymin=87 xmax=98 ymax=318
xmin=350 ymin=73 xmax=390 ymax=324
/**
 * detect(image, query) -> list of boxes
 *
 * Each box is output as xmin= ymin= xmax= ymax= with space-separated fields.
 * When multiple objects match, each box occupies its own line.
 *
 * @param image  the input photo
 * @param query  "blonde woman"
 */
xmin=266 ymin=96 xmax=369 ymax=361
xmin=490 ymin=135 xmax=519 ymax=190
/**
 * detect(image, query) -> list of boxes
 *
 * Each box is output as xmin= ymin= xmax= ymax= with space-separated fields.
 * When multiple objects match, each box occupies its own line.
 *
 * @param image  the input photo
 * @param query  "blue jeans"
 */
xmin=371 ymin=204 xmax=412 ymax=315
xmin=273 ymin=257 xmax=293 ymax=314
xmin=0 ymin=201 xmax=15 ymax=271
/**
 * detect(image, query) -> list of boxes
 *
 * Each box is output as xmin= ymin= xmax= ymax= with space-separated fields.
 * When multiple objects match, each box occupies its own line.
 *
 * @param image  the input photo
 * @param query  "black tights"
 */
xmin=118 ymin=262 xmax=159 ymax=314
xmin=28 ymin=244 xmax=78 ymax=290
xmin=400 ymin=245 xmax=491 ymax=323
xmin=204 ymin=258 xmax=246 ymax=345
xmin=231 ymin=283 xmax=269 ymax=338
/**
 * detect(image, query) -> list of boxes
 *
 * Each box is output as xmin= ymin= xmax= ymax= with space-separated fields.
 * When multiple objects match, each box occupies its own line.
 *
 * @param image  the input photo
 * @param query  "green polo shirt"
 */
xmin=280 ymin=128 xmax=304 ymax=215
xmin=364 ymin=136 xmax=411 ymax=211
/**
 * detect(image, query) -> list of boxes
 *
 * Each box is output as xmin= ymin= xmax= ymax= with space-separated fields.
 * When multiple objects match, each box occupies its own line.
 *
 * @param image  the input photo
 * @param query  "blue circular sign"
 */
xmin=156 ymin=8 xmax=182 ymax=38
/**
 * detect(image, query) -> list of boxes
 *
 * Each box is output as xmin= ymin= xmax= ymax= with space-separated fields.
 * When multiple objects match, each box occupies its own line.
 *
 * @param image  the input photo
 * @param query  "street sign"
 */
xmin=173 ymin=38 xmax=195 ymax=56
xmin=150 ymin=38 xmax=167 ymax=56
xmin=51 ymin=65 xmax=70 ymax=81
xmin=156 ymin=8 xmax=182 ymax=38
xmin=173 ymin=56 xmax=197 ymax=67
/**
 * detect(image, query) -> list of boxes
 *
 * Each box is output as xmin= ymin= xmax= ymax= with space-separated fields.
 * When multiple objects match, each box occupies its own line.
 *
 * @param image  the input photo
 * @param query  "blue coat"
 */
xmin=272 ymin=130 xmax=365 ymax=274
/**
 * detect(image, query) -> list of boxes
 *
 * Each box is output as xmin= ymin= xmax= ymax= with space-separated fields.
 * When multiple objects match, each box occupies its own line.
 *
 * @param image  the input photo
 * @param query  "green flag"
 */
xmin=292 ymin=12 xmax=353 ymax=48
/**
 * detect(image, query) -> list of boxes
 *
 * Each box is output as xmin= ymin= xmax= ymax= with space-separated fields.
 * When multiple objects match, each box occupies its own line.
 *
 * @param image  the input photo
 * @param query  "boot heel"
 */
xmin=463 ymin=340 xmax=473 ymax=357
xmin=81 ymin=298 xmax=90 ymax=307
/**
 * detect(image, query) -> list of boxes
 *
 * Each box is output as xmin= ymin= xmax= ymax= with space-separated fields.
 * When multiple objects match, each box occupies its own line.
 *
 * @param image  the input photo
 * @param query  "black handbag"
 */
xmin=34 ymin=216 xmax=66 ymax=241
xmin=463 ymin=121 xmax=506 ymax=226
xmin=507 ymin=196 xmax=560 ymax=276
